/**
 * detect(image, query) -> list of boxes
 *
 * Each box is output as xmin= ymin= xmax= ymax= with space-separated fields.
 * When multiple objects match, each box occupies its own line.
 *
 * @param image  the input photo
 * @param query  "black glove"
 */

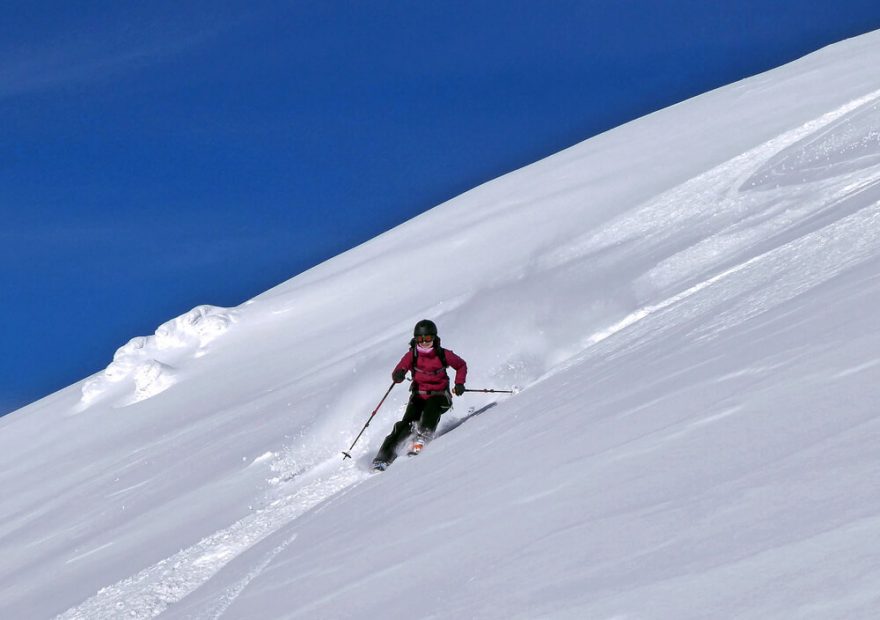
xmin=392 ymin=369 xmax=406 ymax=383
xmin=453 ymin=383 xmax=466 ymax=396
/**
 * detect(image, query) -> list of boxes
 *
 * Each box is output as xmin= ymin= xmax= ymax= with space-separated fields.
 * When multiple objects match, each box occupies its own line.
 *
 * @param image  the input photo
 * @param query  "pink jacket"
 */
xmin=394 ymin=346 xmax=467 ymax=398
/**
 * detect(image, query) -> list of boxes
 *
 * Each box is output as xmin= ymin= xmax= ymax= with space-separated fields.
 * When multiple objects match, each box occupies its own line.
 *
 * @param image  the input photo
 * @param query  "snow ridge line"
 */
xmin=586 ymin=255 xmax=764 ymax=347
xmin=55 ymin=461 xmax=368 ymax=620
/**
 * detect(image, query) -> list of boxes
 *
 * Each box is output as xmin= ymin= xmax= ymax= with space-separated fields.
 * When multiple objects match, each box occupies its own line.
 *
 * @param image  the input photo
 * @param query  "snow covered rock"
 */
xmin=80 ymin=305 xmax=236 ymax=408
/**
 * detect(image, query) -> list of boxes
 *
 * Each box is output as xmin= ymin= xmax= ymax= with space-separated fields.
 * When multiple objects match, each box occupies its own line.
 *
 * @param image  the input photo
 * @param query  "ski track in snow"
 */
xmin=55 ymin=405 xmax=491 ymax=620
xmin=56 ymin=459 xmax=369 ymax=620
xmin=52 ymin=86 xmax=880 ymax=620
xmin=198 ymin=530 xmax=301 ymax=620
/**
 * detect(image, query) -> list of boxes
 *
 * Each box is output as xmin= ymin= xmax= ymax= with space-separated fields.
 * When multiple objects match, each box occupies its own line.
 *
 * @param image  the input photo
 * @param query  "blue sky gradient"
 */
xmin=3 ymin=1 xmax=880 ymax=415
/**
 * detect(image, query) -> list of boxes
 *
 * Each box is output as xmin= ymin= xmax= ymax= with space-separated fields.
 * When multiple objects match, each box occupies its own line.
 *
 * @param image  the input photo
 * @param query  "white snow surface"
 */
xmin=3 ymin=31 xmax=880 ymax=619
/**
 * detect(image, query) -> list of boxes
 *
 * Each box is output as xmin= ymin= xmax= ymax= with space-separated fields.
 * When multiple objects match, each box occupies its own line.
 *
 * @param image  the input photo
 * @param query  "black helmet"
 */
xmin=413 ymin=319 xmax=438 ymax=337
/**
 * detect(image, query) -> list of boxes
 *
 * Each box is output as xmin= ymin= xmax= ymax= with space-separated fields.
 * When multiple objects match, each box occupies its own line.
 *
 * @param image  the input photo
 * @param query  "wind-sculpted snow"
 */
xmin=80 ymin=305 xmax=236 ymax=408
xmin=543 ymin=90 xmax=880 ymax=298
xmin=745 ymin=98 xmax=880 ymax=189
xmin=633 ymin=91 xmax=880 ymax=308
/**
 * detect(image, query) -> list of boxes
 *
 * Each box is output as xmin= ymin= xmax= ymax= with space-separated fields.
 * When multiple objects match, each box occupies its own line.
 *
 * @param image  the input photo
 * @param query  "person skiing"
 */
xmin=372 ymin=319 xmax=467 ymax=471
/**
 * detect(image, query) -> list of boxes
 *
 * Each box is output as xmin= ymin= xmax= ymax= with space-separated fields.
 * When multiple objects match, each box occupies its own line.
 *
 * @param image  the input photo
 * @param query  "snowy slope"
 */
xmin=3 ymin=30 xmax=880 ymax=619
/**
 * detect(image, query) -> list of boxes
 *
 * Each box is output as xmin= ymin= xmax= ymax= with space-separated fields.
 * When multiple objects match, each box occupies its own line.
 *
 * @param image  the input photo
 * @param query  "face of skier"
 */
xmin=415 ymin=334 xmax=434 ymax=345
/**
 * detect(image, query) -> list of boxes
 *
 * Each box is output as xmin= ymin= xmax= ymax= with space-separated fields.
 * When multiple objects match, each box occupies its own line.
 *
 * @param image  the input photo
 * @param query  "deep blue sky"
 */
xmin=3 ymin=1 xmax=879 ymax=415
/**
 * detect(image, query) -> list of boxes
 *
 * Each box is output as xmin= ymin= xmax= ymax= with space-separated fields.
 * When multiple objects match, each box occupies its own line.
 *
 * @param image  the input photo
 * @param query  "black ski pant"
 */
xmin=375 ymin=393 xmax=451 ymax=463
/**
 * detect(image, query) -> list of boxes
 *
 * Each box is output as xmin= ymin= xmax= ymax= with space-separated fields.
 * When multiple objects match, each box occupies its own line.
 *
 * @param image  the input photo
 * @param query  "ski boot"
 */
xmin=407 ymin=427 xmax=433 ymax=456
xmin=407 ymin=439 xmax=425 ymax=456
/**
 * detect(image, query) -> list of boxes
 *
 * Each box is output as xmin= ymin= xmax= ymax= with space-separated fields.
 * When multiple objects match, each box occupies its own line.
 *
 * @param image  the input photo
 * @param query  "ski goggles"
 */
xmin=415 ymin=335 xmax=435 ymax=343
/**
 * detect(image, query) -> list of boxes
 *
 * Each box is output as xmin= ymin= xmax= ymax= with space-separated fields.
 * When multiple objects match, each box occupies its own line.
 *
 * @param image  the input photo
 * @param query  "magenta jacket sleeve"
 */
xmin=394 ymin=351 xmax=414 ymax=377
xmin=445 ymin=349 xmax=468 ymax=385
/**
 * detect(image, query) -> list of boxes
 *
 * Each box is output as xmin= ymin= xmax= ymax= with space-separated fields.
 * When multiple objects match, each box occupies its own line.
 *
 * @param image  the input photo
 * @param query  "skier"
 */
xmin=371 ymin=319 xmax=467 ymax=471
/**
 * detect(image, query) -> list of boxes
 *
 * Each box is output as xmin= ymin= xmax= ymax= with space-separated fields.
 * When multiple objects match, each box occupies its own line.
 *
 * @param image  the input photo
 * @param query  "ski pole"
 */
xmin=342 ymin=382 xmax=396 ymax=460
xmin=463 ymin=388 xmax=515 ymax=394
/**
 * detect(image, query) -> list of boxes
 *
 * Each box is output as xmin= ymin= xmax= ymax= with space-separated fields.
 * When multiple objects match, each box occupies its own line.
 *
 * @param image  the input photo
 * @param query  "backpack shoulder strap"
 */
xmin=410 ymin=339 xmax=448 ymax=368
